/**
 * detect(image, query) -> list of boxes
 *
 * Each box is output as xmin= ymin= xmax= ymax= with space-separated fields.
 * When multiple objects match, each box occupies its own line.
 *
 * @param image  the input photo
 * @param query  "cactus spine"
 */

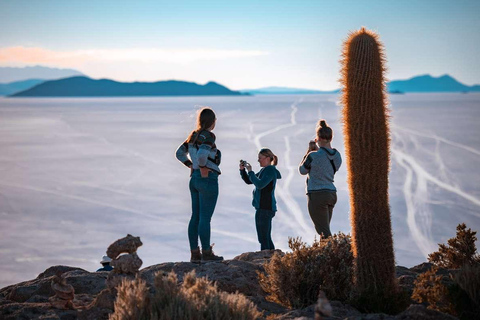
xmin=340 ymin=28 xmax=398 ymax=305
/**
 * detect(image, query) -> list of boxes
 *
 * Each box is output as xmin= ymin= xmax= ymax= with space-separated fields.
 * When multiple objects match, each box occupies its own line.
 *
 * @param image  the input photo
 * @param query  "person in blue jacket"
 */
xmin=239 ymin=148 xmax=281 ymax=250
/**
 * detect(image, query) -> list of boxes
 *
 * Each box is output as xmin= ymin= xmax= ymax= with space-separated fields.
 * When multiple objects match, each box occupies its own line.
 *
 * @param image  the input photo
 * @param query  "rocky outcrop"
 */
xmin=92 ymin=234 xmax=144 ymax=312
xmin=0 ymin=252 xmax=460 ymax=320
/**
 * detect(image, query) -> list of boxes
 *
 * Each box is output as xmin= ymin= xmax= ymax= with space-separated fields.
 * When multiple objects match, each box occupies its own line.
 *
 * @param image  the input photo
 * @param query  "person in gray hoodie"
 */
xmin=240 ymin=148 xmax=281 ymax=250
xmin=299 ymin=120 xmax=342 ymax=238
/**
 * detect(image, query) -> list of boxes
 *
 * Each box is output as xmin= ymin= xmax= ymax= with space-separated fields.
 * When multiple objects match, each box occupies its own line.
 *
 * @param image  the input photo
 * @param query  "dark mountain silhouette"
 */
xmin=387 ymin=74 xmax=480 ymax=93
xmin=10 ymin=76 xmax=245 ymax=97
xmin=0 ymin=79 xmax=45 ymax=96
xmin=0 ymin=66 xmax=84 ymax=83
xmin=242 ymin=74 xmax=480 ymax=94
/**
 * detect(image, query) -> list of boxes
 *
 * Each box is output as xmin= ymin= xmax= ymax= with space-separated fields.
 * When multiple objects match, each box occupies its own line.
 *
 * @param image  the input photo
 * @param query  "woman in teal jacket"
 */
xmin=239 ymin=148 xmax=281 ymax=250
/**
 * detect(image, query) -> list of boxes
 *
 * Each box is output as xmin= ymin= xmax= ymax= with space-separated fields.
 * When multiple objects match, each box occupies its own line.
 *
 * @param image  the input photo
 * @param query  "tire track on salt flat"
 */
xmin=392 ymin=126 xmax=480 ymax=257
xmin=393 ymin=125 xmax=480 ymax=157
xmin=391 ymin=132 xmax=437 ymax=256
xmin=250 ymin=99 xmax=312 ymax=236
xmin=391 ymin=147 xmax=480 ymax=210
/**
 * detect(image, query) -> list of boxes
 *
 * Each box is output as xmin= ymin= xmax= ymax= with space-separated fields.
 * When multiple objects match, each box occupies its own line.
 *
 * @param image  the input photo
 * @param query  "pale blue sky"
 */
xmin=1 ymin=0 xmax=479 ymax=89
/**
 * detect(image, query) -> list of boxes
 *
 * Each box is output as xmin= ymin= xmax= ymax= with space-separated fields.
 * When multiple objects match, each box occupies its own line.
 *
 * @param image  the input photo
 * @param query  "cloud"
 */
xmin=0 ymin=46 xmax=269 ymax=67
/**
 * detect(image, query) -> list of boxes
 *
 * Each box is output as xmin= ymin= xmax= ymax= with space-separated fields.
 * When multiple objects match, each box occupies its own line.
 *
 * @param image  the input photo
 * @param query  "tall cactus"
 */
xmin=340 ymin=28 xmax=398 ymax=308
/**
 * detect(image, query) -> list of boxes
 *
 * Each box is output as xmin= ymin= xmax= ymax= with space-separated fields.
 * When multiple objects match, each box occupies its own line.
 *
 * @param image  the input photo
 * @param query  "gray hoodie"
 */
xmin=299 ymin=147 xmax=342 ymax=193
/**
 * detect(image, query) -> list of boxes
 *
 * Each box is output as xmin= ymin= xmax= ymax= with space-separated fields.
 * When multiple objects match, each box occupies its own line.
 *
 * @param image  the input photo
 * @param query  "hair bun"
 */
xmin=319 ymin=120 xmax=328 ymax=127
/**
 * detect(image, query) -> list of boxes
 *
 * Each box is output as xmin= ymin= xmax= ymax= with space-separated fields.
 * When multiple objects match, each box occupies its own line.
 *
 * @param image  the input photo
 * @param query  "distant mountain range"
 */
xmin=10 ymin=76 xmax=245 ymax=97
xmin=2 ymin=71 xmax=479 ymax=97
xmin=0 ymin=79 xmax=45 ymax=96
xmin=0 ymin=66 xmax=84 ymax=83
xmin=241 ymin=75 xmax=480 ymax=95
xmin=387 ymin=74 xmax=480 ymax=93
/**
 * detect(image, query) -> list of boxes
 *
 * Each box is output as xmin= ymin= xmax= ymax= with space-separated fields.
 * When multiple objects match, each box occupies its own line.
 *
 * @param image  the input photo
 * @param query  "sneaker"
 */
xmin=190 ymin=247 xmax=201 ymax=263
xmin=202 ymin=244 xmax=223 ymax=262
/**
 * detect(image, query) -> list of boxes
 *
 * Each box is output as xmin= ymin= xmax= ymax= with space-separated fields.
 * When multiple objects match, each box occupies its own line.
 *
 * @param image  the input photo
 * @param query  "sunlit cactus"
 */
xmin=340 ymin=27 xmax=398 ymax=309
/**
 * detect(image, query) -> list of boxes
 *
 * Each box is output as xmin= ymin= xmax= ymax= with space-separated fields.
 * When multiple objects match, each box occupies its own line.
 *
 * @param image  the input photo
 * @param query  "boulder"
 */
xmin=106 ymin=234 xmax=142 ymax=259
xmin=110 ymin=252 xmax=143 ymax=274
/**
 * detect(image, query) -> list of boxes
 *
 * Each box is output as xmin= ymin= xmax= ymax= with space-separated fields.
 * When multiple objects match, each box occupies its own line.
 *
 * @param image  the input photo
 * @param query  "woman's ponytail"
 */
xmin=272 ymin=154 xmax=278 ymax=166
xmin=259 ymin=148 xmax=278 ymax=166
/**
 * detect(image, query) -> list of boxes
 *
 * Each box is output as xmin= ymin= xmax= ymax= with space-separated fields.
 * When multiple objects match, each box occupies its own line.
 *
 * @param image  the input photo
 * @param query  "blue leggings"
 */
xmin=188 ymin=170 xmax=219 ymax=250
xmin=255 ymin=209 xmax=275 ymax=250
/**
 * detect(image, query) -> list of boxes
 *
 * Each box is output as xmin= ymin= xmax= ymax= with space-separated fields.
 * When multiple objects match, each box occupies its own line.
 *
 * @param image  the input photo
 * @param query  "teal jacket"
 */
xmin=240 ymin=165 xmax=282 ymax=212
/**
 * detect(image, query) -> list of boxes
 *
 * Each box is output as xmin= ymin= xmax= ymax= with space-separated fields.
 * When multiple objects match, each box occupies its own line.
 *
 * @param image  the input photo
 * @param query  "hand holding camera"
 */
xmin=308 ymin=140 xmax=318 ymax=152
xmin=239 ymin=159 xmax=252 ymax=172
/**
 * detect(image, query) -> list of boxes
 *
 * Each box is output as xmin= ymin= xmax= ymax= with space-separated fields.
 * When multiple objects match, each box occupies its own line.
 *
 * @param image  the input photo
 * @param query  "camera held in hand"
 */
xmin=240 ymin=159 xmax=248 ymax=167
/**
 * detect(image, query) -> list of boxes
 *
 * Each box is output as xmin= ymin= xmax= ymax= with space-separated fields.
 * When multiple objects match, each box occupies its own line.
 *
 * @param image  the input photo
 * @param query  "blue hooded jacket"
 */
xmin=240 ymin=165 xmax=282 ymax=212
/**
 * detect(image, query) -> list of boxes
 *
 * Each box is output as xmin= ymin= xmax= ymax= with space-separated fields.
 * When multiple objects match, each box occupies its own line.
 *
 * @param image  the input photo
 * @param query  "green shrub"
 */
xmin=428 ymin=223 xmax=480 ymax=269
xmin=110 ymin=271 xmax=261 ymax=320
xmin=258 ymin=233 xmax=353 ymax=309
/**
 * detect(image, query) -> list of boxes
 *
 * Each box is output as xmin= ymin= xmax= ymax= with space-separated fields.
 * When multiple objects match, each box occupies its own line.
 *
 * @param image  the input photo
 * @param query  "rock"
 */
xmin=410 ymin=262 xmax=435 ymax=274
xmin=110 ymin=252 xmax=143 ymax=274
xmin=26 ymin=294 xmax=49 ymax=303
xmin=90 ymin=289 xmax=116 ymax=310
xmin=314 ymin=291 xmax=332 ymax=319
xmin=1 ymin=269 xmax=107 ymax=304
xmin=395 ymin=304 xmax=458 ymax=319
xmin=233 ymin=249 xmax=284 ymax=265
xmin=276 ymin=305 xmax=315 ymax=319
xmin=0 ymin=302 xmax=79 ymax=320
xmin=141 ymin=259 xmax=265 ymax=298
xmin=106 ymin=272 xmax=135 ymax=291
xmin=37 ymin=266 xmax=86 ymax=279
xmin=0 ymin=256 xmax=463 ymax=320
xmin=5 ymin=277 xmax=53 ymax=303
xmin=51 ymin=274 xmax=75 ymax=301
xmin=329 ymin=300 xmax=362 ymax=318
xmin=395 ymin=266 xmax=418 ymax=278
xmin=106 ymin=234 xmax=142 ymax=259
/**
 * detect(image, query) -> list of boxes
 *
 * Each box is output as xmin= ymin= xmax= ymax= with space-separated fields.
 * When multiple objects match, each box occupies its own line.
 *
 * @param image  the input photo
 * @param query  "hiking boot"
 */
xmin=190 ymin=247 xmax=201 ymax=263
xmin=202 ymin=244 xmax=223 ymax=262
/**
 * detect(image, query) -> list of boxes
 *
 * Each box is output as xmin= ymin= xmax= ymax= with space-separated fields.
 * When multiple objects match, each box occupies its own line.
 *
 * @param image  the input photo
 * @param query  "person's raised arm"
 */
xmin=239 ymin=165 xmax=253 ymax=184
xmin=299 ymin=153 xmax=313 ymax=175
xmin=247 ymin=166 xmax=275 ymax=189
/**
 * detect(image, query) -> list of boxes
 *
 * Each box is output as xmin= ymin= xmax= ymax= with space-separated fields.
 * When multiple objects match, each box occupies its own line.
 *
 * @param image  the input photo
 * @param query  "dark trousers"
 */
xmin=189 ymin=170 xmax=219 ymax=250
xmin=255 ymin=209 xmax=275 ymax=250
xmin=307 ymin=190 xmax=337 ymax=238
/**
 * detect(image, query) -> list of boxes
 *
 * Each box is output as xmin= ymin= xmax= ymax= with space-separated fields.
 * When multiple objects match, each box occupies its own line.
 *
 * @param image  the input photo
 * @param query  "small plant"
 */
xmin=411 ymin=266 xmax=455 ymax=315
xmin=258 ymin=233 xmax=353 ymax=309
xmin=452 ymin=262 xmax=480 ymax=305
xmin=428 ymin=223 xmax=480 ymax=269
xmin=110 ymin=276 xmax=149 ymax=320
xmin=110 ymin=271 xmax=261 ymax=320
xmin=450 ymin=263 xmax=480 ymax=319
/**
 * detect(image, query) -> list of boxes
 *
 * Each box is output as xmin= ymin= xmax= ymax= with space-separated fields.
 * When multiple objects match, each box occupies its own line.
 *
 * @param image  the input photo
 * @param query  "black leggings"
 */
xmin=255 ymin=209 xmax=275 ymax=250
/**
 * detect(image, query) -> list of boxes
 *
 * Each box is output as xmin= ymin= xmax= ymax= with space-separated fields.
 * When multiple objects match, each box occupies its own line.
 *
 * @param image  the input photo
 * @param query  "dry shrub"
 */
xmin=110 ymin=276 xmax=150 ymax=320
xmin=450 ymin=263 xmax=480 ymax=319
xmin=452 ymin=263 xmax=480 ymax=305
xmin=411 ymin=266 xmax=455 ymax=315
xmin=258 ymin=233 xmax=353 ymax=309
xmin=428 ymin=223 xmax=480 ymax=269
xmin=110 ymin=271 xmax=261 ymax=320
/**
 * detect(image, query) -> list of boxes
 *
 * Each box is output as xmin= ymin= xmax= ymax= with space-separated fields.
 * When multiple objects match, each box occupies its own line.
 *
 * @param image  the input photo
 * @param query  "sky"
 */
xmin=1 ymin=0 xmax=479 ymax=90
